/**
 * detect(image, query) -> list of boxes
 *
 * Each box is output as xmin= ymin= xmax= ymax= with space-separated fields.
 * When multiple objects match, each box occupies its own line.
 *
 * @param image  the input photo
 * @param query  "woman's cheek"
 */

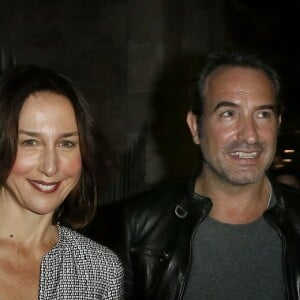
xmin=10 ymin=152 xmax=37 ymax=175
xmin=63 ymin=154 xmax=82 ymax=177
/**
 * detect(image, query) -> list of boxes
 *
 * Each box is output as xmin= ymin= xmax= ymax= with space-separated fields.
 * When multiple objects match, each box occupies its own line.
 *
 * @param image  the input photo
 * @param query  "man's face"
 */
xmin=187 ymin=66 xmax=280 ymax=185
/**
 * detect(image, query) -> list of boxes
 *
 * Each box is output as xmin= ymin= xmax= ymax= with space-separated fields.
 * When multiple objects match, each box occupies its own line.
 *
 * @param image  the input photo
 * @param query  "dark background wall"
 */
xmin=1 ymin=0 xmax=300 ymax=203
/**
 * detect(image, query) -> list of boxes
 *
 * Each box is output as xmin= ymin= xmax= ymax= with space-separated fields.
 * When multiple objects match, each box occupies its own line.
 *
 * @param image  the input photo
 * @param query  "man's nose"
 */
xmin=238 ymin=117 xmax=258 ymax=145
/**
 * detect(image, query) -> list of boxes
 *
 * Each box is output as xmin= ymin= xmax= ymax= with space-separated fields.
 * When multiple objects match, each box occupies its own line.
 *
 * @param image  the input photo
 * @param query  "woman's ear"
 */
xmin=186 ymin=111 xmax=200 ymax=145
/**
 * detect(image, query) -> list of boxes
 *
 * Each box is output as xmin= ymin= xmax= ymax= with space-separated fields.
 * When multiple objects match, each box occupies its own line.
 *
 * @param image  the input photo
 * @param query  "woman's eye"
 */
xmin=59 ymin=140 xmax=76 ymax=148
xmin=21 ymin=139 xmax=38 ymax=146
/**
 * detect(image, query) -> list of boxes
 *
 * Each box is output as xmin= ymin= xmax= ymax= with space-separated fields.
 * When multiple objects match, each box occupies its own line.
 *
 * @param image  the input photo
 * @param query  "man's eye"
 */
xmin=221 ymin=110 xmax=234 ymax=117
xmin=59 ymin=140 xmax=76 ymax=148
xmin=21 ymin=139 xmax=38 ymax=146
xmin=257 ymin=111 xmax=272 ymax=118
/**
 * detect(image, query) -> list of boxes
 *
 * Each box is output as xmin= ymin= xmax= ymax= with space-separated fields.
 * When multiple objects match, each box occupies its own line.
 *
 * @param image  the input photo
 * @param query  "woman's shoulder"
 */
xmin=59 ymin=225 xmax=122 ymax=267
xmin=44 ymin=226 xmax=124 ymax=296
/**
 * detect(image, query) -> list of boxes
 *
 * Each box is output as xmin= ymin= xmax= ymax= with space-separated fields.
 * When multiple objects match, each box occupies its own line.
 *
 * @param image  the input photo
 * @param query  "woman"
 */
xmin=0 ymin=65 xmax=123 ymax=299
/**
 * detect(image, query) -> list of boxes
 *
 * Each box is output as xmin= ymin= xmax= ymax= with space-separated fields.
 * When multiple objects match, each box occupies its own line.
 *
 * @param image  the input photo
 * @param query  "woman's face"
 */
xmin=4 ymin=91 xmax=82 ymax=216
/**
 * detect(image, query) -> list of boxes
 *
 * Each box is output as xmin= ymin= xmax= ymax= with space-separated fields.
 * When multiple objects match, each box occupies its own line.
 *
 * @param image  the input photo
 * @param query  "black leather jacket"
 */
xmin=122 ymin=174 xmax=300 ymax=300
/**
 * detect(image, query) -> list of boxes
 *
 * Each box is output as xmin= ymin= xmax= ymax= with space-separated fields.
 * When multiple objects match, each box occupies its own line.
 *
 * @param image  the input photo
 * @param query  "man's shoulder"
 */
xmin=279 ymin=184 xmax=300 ymax=210
xmin=271 ymin=181 xmax=300 ymax=225
xmin=84 ymin=176 xmax=193 ymax=247
xmin=127 ymin=176 xmax=190 ymax=211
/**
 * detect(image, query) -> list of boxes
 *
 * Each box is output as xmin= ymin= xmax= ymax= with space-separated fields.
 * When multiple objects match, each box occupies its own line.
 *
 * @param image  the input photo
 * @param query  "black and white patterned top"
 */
xmin=38 ymin=225 xmax=124 ymax=299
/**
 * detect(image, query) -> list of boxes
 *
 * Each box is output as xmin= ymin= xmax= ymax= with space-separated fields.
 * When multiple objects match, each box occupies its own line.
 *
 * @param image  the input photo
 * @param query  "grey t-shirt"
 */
xmin=184 ymin=193 xmax=285 ymax=300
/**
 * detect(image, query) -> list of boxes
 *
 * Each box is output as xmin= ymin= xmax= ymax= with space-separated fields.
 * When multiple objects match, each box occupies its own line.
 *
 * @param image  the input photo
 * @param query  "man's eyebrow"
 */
xmin=257 ymin=104 xmax=276 ymax=111
xmin=213 ymin=102 xmax=277 ymax=112
xmin=18 ymin=130 xmax=79 ymax=137
xmin=213 ymin=101 xmax=238 ymax=112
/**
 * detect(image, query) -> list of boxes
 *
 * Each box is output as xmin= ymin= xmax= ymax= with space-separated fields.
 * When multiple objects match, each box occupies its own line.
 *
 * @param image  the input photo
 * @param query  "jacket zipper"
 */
xmin=264 ymin=197 xmax=289 ymax=299
xmin=178 ymin=204 xmax=211 ymax=299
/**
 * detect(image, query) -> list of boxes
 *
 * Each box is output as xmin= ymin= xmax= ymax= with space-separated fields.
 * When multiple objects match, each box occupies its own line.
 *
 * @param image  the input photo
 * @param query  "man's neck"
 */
xmin=195 ymin=174 xmax=271 ymax=224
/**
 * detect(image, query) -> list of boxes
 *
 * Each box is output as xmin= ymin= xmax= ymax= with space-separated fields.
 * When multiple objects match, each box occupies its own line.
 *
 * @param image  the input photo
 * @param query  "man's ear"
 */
xmin=278 ymin=114 xmax=282 ymax=129
xmin=186 ymin=111 xmax=200 ymax=145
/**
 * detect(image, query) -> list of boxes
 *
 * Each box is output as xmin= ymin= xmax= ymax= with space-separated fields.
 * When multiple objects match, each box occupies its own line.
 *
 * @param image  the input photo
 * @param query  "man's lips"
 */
xmin=28 ymin=180 xmax=61 ymax=193
xmin=229 ymin=151 xmax=259 ymax=159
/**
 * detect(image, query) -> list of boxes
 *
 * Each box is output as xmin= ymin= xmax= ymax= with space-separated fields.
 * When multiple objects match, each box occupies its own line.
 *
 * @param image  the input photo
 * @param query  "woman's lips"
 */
xmin=28 ymin=180 xmax=61 ymax=193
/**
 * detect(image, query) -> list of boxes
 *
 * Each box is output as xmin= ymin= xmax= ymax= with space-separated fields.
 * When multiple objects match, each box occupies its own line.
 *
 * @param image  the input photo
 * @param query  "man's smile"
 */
xmin=229 ymin=151 xmax=259 ymax=159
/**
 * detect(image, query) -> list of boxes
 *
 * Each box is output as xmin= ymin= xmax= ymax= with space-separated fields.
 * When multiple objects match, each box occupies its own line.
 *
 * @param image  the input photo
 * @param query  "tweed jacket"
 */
xmin=38 ymin=225 xmax=124 ymax=299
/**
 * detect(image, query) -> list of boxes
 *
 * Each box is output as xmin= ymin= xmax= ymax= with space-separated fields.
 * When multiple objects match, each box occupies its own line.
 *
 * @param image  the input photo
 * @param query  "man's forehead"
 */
xmin=206 ymin=65 xmax=269 ymax=83
xmin=204 ymin=66 xmax=275 ymax=95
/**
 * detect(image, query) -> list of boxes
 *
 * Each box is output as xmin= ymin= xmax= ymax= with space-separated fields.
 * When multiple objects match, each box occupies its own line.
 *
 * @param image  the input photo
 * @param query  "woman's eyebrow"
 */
xmin=18 ymin=129 xmax=79 ymax=137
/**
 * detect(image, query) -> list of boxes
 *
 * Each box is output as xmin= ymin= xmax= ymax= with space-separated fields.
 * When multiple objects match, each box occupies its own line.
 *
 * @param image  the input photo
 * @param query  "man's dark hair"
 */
xmin=0 ymin=64 xmax=97 ymax=229
xmin=190 ymin=51 xmax=282 ymax=117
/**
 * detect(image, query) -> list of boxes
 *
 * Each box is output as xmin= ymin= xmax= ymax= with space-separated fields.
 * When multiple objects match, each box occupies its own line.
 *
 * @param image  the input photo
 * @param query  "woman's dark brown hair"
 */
xmin=0 ymin=65 xmax=97 ymax=229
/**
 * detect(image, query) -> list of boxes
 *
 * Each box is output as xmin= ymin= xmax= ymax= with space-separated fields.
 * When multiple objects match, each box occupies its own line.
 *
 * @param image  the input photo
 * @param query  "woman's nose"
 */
xmin=38 ymin=149 xmax=58 ymax=177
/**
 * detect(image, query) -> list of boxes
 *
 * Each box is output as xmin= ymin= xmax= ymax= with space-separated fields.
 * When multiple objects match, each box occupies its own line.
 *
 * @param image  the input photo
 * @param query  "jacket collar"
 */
xmin=264 ymin=177 xmax=288 ymax=225
xmin=175 ymin=171 xmax=212 ymax=219
xmin=175 ymin=172 xmax=291 ymax=221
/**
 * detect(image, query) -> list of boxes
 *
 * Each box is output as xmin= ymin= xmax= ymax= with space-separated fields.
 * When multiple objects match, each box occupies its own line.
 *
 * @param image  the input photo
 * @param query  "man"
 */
xmin=117 ymin=52 xmax=300 ymax=299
